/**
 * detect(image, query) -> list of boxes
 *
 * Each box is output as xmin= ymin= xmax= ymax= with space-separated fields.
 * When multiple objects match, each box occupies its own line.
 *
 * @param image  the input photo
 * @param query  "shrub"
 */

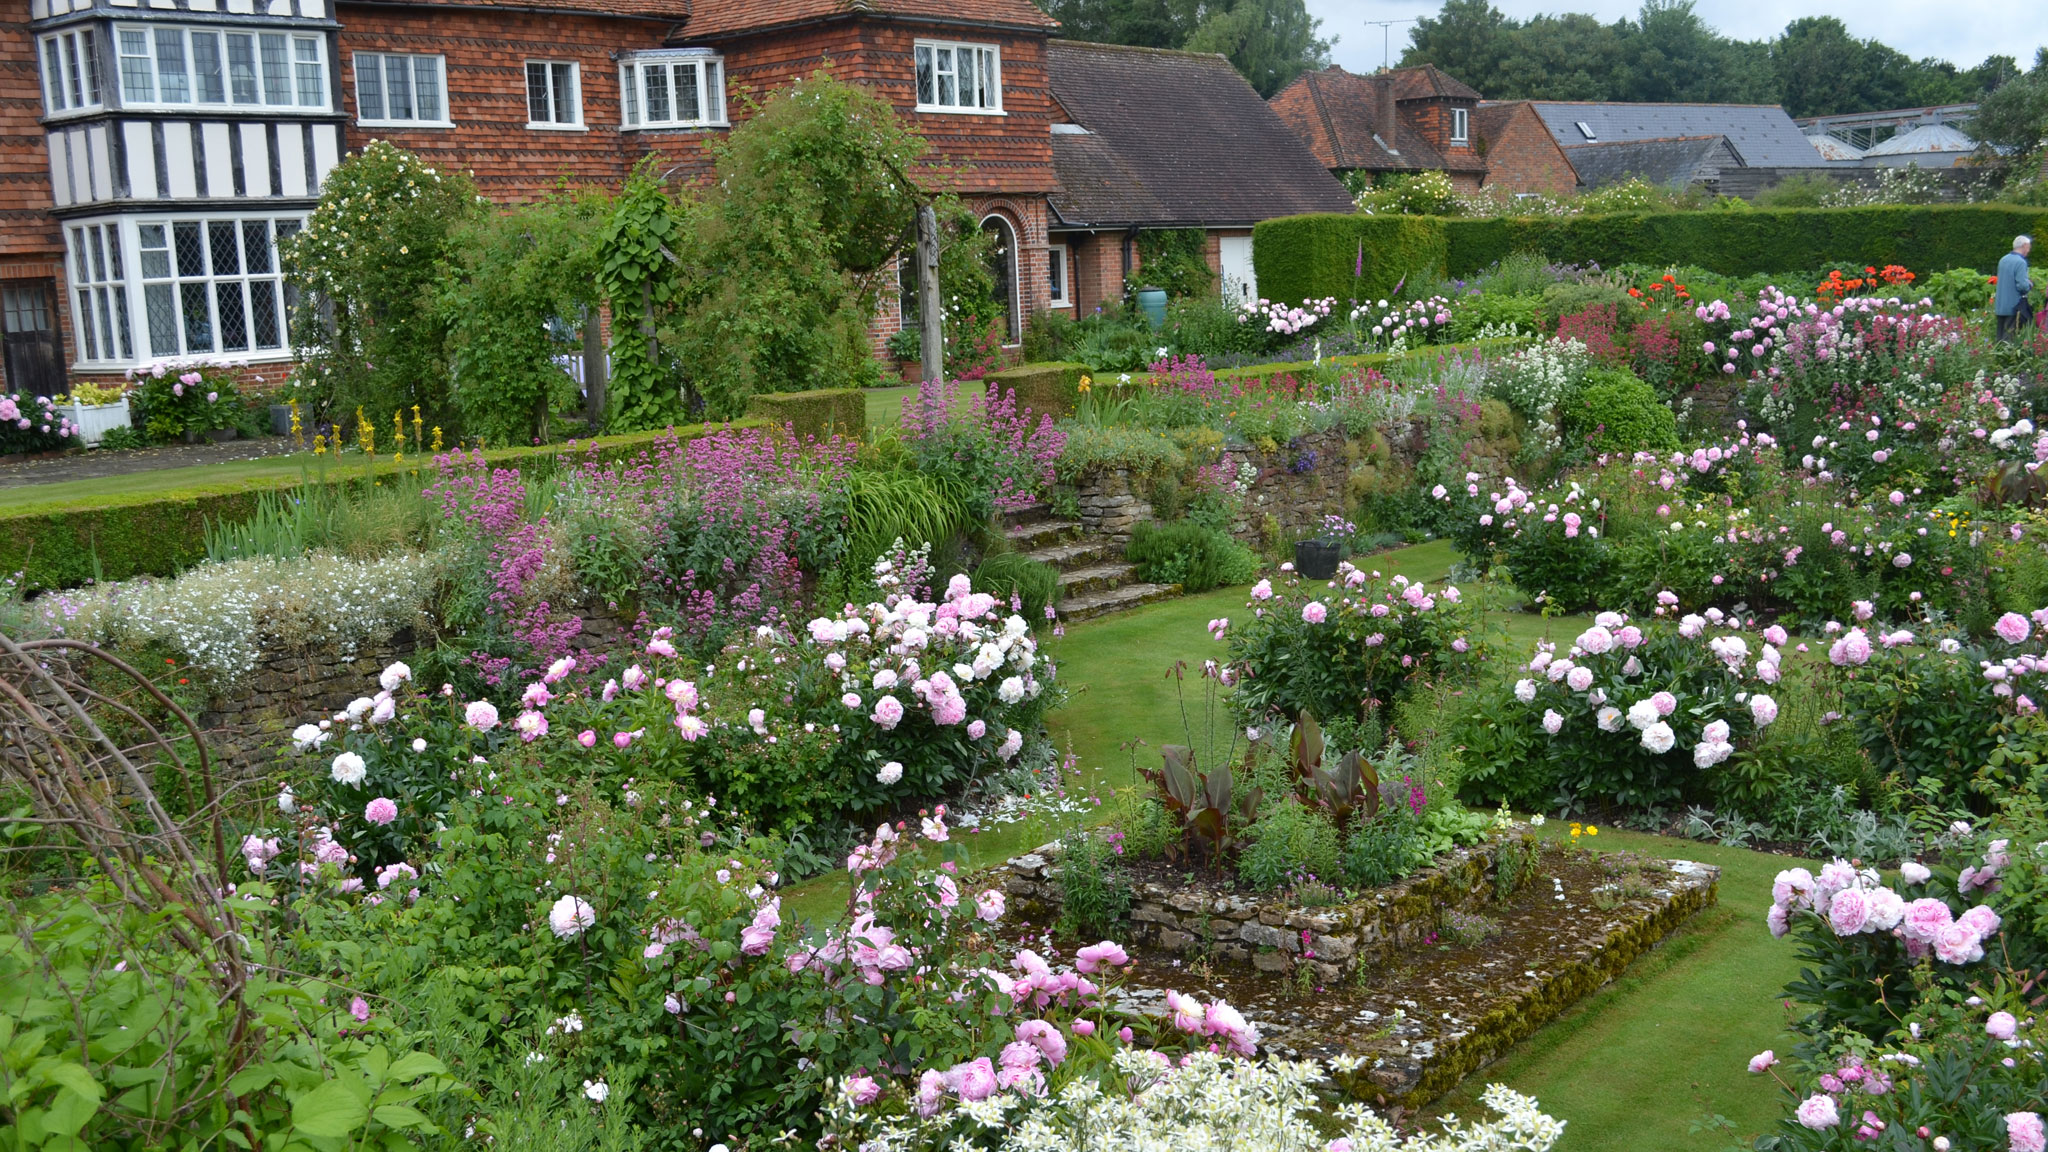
xmin=1125 ymin=521 xmax=1259 ymax=593
xmin=984 ymin=362 xmax=1089 ymax=421
xmin=899 ymin=379 xmax=1065 ymax=522
xmin=1133 ymin=228 xmax=1216 ymax=299
xmin=1236 ymin=795 xmax=1340 ymax=891
xmin=284 ymin=141 xmax=481 ymax=431
xmin=1222 ymin=566 xmax=1485 ymax=726
xmin=973 ymin=550 xmax=1063 ymax=623
xmin=127 ymin=359 xmax=254 ymax=443
xmin=743 ymin=387 xmax=867 ymax=440
xmin=1561 ymin=367 xmax=1679 ymax=456
xmin=0 ymin=391 xmax=81 ymax=453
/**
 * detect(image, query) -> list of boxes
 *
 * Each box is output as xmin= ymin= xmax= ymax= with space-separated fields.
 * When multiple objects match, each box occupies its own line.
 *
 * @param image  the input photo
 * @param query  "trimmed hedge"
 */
xmin=743 ymin=387 xmax=866 ymax=440
xmin=1 ymin=420 xmax=767 ymax=592
xmin=1254 ymin=205 xmax=2048 ymax=307
xmin=985 ymin=361 xmax=1090 ymax=420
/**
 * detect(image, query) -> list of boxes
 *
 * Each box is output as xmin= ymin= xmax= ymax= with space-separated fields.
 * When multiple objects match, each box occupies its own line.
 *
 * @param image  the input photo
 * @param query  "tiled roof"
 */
xmin=355 ymin=0 xmax=695 ymax=19
xmin=360 ymin=0 xmax=1059 ymax=33
xmin=1524 ymin=101 xmax=1828 ymax=168
xmin=1267 ymin=66 xmax=1485 ymax=174
xmin=684 ymin=0 xmax=1058 ymax=37
xmin=1562 ymin=135 xmax=1738 ymax=189
xmin=1046 ymin=40 xmax=1354 ymax=228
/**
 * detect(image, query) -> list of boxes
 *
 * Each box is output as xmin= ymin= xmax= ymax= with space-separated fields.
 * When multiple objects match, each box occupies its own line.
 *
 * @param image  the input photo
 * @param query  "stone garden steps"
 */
xmin=1004 ymin=501 xmax=1183 ymax=623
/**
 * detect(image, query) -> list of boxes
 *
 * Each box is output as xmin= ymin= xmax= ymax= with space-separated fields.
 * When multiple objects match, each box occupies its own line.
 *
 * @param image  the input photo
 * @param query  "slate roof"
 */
xmin=1562 ymin=135 xmax=1740 ymax=189
xmin=374 ymin=0 xmax=1060 ymax=33
xmin=1268 ymin=66 xmax=1487 ymax=175
xmin=1046 ymin=41 xmax=1355 ymax=228
xmin=1525 ymin=101 xmax=1827 ymax=168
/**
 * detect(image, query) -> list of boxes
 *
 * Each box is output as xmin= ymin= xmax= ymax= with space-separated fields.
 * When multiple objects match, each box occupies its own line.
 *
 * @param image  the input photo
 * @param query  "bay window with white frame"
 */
xmin=115 ymin=24 xmax=327 ymax=109
xmin=62 ymin=215 xmax=302 ymax=369
xmin=619 ymin=50 xmax=725 ymax=129
xmin=915 ymin=40 xmax=1001 ymax=112
xmin=38 ymin=28 xmax=101 ymax=115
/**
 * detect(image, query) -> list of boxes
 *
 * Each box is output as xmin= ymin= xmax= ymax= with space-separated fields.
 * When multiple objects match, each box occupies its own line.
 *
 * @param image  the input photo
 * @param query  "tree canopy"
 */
xmin=1041 ymin=0 xmax=1331 ymax=96
xmin=1401 ymin=0 xmax=2021 ymax=118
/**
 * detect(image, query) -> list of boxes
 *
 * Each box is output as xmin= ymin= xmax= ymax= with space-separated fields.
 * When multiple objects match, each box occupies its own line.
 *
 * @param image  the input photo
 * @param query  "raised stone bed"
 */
xmin=1002 ymin=839 xmax=1718 ymax=1110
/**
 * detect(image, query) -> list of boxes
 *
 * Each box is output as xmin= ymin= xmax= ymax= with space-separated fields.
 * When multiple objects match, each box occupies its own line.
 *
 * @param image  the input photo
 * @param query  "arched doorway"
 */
xmin=980 ymin=214 xmax=1020 ymax=345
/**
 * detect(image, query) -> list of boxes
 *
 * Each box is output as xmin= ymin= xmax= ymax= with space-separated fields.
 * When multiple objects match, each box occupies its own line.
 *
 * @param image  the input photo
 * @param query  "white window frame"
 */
xmin=1450 ymin=107 xmax=1469 ymax=144
xmin=39 ymin=29 xmax=102 ymax=116
xmin=525 ymin=60 xmax=583 ymax=130
xmin=352 ymin=51 xmax=449 ymax=127
xmin=63 ymin=214 xmax=303 ymax=369
xmin=619 ymin=50 xmax=725 ymax=130
xmin=114 ymin=25 xmax=327 ymax=111
xmin=1046 ymin=243 xmax=1070 ymax=308
xmin=915 ymin=39 xmax=1002 ymax=114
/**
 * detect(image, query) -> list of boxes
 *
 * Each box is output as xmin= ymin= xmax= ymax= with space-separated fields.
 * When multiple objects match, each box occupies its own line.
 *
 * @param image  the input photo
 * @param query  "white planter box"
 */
xmin=66 ymin=396 xmax=131 ymax=447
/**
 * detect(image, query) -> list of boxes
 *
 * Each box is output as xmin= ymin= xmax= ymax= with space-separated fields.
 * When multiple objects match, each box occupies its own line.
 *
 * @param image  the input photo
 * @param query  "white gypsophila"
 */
xmin=28 ymin=552 xmax=440 ymax=684
xmin=825 ymin=1051 xmax=1564 ymax=1152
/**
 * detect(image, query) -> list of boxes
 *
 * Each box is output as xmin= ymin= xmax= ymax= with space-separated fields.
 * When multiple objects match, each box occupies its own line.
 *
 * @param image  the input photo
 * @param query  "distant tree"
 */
xmin=1040 ymin=0 xmax=1203 ymax=49
xmin=1403 ymin=0 xmax=1513 ymax=91
xmin=1969 ymin=72 xmax=2048 ymax=159
xmin=1182 ymin=0 xmax=1333 ymax=97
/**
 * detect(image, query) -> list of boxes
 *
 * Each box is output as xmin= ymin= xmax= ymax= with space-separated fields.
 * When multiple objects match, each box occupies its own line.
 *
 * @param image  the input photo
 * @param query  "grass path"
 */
xmin=785 ymin=541 xmax=1808 ymax=1149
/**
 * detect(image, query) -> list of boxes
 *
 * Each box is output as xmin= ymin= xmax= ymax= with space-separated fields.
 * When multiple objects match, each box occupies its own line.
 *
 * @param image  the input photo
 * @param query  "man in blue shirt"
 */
xmin=1996 ymin=234 xmax=2033 ymax=342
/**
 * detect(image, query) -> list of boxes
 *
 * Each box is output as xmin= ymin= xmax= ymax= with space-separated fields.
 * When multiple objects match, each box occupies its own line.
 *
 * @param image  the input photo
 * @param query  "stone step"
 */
xmin=1058 ymin=561 xmax=1139 ymax=597
xmin=1005 ymin=518 xmax=1083 ymax=550
xmin=1000 ymin=502 xmax=1054 ymax=528
xmin=1023 ymin=538 xmax=1116 ymax=571
xmin=1058 ymin=581 xmax=1181 ymax=623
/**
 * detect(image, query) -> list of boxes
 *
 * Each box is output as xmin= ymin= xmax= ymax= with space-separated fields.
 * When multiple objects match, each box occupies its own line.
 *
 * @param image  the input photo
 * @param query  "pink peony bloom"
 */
xmin=1796 ymin=1094 xmax=1840 ymax=1130
xmin=1302 ymin=601 xmax=1328 ymax=624
xmin=1076 ymin=941 xmax=1130 ymax=971
xmin=871 ymin=695 xmax=905 ymax=729
xmin=1988 ymin=1011 xmax=2019 ymax=1040
xmin=1997 ymin=612 xmax=2032 ymax=645
xmin=944 ymin=1057 xmax=998 ymax=1102
xmin=1749 ymin=1050 xmax=1778 ymax=1073
xmin=1015 ymin=1019 xmax=1068 ymax=1064
xmin=1828 ymin=887 xmax=1870 ymax=935
xmin=364 ymin=797 xmax=399 ymax=826
xmin=2010 ymin=1112 xmax=2046 ymax=1152
xmin=464 ymin=700 xmax=500 ymax=730
xmin=976 ymin=889 xmax=1006 ymax=922
xmin=843 ymin=1075 xmax=881 ymax=1107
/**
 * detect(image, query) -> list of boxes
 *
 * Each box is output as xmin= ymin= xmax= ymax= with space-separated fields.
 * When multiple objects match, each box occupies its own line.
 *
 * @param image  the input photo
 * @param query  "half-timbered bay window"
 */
xmin=67 ymin=223 xmax=130 ymax=365
xmin=39 ymin=29 xmax=101 ymax=115
xmin=619 ymin=50 xmax=725 ymax=129
xmin=915 ymin=40 xmax=1001 ymax=112
xmin=117 ymin=25 xmax=327 ymax=109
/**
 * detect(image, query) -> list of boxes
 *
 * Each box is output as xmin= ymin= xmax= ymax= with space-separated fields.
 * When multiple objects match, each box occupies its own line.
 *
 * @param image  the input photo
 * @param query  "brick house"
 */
xmin=3 ymin=0 xmax=1340 ymax=394
xmin=1269 ymin=66 xmax=1581 ymax=199
xmin=1045 ymin=40 xmax=1353 ymax=313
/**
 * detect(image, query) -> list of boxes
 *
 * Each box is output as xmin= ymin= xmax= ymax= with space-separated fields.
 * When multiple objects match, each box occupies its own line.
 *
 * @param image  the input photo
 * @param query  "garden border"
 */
xmin=1 ymin=419 xmax=771 ymax=590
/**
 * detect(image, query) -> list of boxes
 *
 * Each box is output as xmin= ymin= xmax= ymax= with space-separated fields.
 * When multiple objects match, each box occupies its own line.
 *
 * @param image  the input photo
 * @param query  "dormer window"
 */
xmin=1451 ymin=107 xmax=1468 ymax=144
xmin=916 ymin=40 xmax=1001 ymax=113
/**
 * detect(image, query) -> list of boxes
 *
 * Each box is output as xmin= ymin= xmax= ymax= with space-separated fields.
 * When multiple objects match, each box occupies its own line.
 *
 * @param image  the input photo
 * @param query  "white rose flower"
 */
xmin=330 ymin=751 xmax=368 ymax=786
xmin=1641 ymin=721 xmax=1677 ymax=754
xmin=548 ymin=895 xmax=596 ymax=939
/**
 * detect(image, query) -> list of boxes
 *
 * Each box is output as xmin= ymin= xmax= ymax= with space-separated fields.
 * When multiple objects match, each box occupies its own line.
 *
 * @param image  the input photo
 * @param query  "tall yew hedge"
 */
xmin=1253 ymin=205 xmax=2048 ymax=306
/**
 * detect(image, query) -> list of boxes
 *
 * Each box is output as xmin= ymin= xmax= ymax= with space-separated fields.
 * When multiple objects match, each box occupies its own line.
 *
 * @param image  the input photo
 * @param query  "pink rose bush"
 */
xmin=1460 ymin=598 xmax=1777 ymax=809
xmin=1221 ymin=563 xmax=1483 ymax=724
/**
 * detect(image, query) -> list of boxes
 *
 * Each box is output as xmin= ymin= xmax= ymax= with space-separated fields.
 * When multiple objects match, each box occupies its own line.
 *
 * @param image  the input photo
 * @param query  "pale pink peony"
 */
xmin=1076 ymin=941 xmax=1129 ymax=971
xmin=1796 ymin=1094 xmax=1840 ymax=1130
xmin=1748 ymin=1050 xmax=1778 ymax=1073
xmin=1901 ymin=897 xmax=1954 ymax=943
xmin=1828 ymin=887 xmax=1870 ymax=935
xmin=1988 ymin=1011 xmax=2019 ymax=1040
xmin=2009 ymin=1112 xmax=2046 ymax=1152
xmin=363 ymin=796 xmax=399 ymax=826
xmin=1302 ymin=601 xmax=1328 ymax=624
xmin=1997 ymin=612 xmax=2032 ymax=645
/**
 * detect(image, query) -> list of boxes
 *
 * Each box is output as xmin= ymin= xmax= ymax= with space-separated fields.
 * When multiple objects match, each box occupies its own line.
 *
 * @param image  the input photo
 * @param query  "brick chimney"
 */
xmin=1375 ymin=74 xmax=1399 ymax=155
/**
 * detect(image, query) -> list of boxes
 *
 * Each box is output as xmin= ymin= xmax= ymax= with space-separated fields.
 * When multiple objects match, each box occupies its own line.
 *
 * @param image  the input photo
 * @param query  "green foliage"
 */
xmin=842 ymin=463 xmax=975 ymax=565
xmin=1133 ymin=229 xmax=1217 ymax=299
xmin=0 ymin=880 xmax=459 ymax=1151
xmin=1252 ymin=213 xmax=1449 ymax=306
xmin=742 ymin=388 xmax=867 ymax=440
xmin=283 ymin=141 xmax=482 ymax=431
xmin=972 ymin=550 xmax=1063 ymax=623
xmin=1054 ymin=424 xmax=1189 ymax=481
xmin=127 ymin=362 xmax=254 ymax=443
xmin=1237 ymin=793 xmax=1340 ymax=890
xmin=1560 ymin=367 xmax=1679 ymax=455
xmin=203 ymin=472 xmax=437 ymax=563
xmin=1125 ymin=520 xmax=1260 ymax=592
xmin=595 ymin=161 xmax=688 ymax=431
xmin=1254 ymin=205 xmax=2048 ymax=308
xmin=1351 ymin=170 xmax=1464 ymax=216
xmin=1055 ymin=831 xmax=1133 ymax=937
xmin=442 ymin=191 xmax=606 ymax=444
xmin=984 ymin=362 xmax=1091 ymax=421
xmin=1044 ymin=0 xmax=1331 ymax=97
xmin=674 ymin=72 xmax=933 ymax=417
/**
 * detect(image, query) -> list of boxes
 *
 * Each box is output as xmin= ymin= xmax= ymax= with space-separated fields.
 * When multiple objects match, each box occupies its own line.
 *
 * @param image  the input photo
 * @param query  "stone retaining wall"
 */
xmin=1004 ymin=831 xmax=1536 ymax=984
xmin=1073 ymin=428 xmax=1355 ymax=549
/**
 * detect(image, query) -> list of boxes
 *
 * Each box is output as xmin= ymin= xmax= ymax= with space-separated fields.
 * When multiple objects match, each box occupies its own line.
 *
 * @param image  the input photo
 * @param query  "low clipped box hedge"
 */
xmin=742 ymin=388 xmax=865 ymax=440
xmin=1254 ymin=204 xmax=2048 ymax=307
xmin=0 ymin=420 xmax=767 ymax=592
xmin=985 ymin=361 xmax=1090 ymax=420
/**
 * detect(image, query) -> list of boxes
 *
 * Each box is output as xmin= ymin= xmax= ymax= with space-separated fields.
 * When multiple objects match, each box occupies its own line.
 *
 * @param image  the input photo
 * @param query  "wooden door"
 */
xmin=1 ymin=280 xmax=63 ymax=398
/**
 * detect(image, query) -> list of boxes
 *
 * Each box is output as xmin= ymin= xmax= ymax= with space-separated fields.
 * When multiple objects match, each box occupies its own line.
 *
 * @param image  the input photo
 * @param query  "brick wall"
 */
xmin=0 ymin=5 xmax=66 ymax=394
xmin=1478 ymin=103 xmax=1579 ymax=198
xmin=1061 ymin=229 xmax=1131 ymax=316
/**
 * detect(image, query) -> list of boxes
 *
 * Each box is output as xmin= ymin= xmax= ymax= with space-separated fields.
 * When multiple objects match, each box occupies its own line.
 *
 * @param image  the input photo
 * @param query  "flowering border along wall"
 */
xmin=1003 ymin=837 xmax=1720 ymax=1109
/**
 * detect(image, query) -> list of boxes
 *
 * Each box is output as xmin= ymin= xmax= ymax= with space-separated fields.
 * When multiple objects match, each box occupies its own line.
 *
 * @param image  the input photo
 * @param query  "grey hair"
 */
xmin=2020 ymin=235 xmax=2035 ymax=250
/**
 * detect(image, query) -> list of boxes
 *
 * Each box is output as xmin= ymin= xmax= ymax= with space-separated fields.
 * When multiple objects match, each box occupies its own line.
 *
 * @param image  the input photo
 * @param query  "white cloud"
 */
xmin=1308 ymin=0 xmax=2039 ymax=81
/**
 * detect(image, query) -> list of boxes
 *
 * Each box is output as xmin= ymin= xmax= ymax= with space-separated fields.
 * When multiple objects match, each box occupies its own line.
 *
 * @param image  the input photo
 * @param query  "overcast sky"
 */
xmin=1308 ymin=0 xmax=2046 ymax=76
